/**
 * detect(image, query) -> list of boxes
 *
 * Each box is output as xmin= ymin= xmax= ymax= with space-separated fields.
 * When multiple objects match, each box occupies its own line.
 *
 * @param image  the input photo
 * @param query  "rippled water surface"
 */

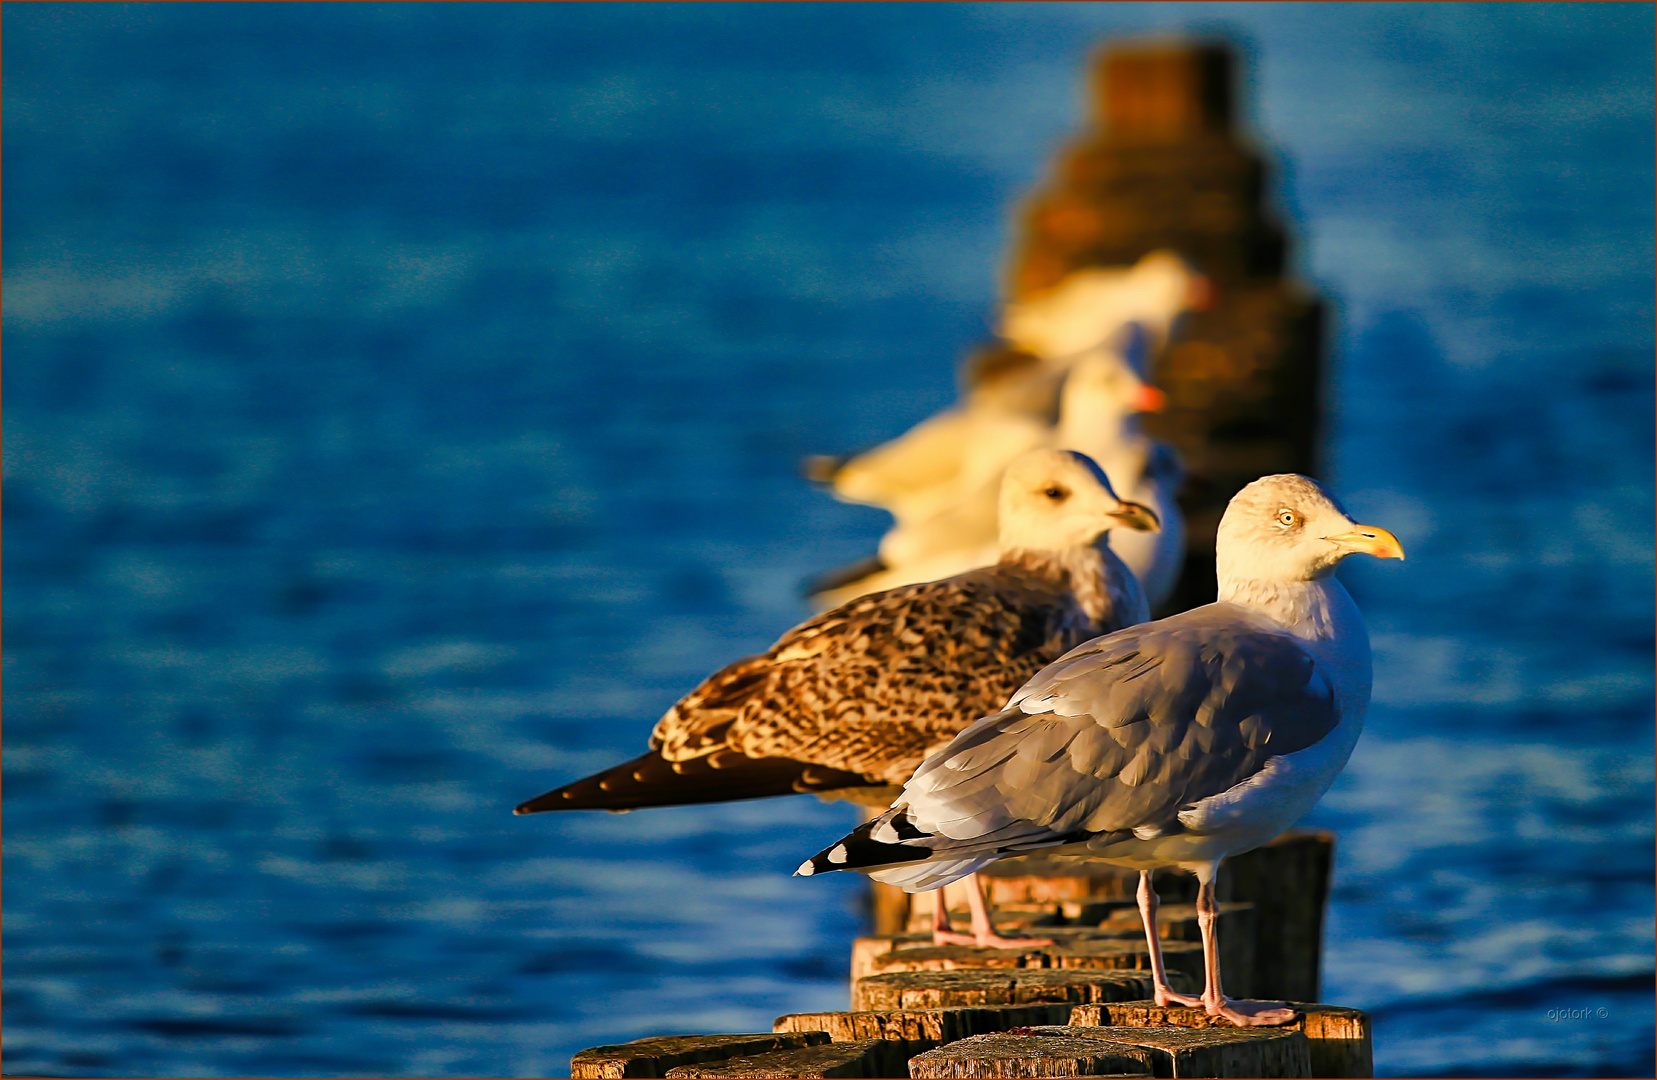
xmin=5 ymin=5 xmax=1653 ymax=1077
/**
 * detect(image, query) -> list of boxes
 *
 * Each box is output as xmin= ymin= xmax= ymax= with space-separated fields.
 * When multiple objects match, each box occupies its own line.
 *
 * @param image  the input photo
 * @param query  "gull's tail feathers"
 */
xmin=796 ymin=804 xmax=1082 ymax=891
xmin=795 ymin=814 xmax=932 ymax=878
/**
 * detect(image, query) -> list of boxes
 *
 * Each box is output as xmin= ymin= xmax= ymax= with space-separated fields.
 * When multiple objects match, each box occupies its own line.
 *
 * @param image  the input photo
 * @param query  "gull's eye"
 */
xmin=1277 ymin=509 xmax=1298 ymax=527
xmin=1044 ymin=486 xmax=1068 ymax=501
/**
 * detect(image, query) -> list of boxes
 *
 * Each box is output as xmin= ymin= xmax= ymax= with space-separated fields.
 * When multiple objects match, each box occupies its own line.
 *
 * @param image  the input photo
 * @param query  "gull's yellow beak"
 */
xmin=1324 ymin=524 xmax=1405 ymax=560
xmin=1108 ymin=501 xmax=1161 ymax=533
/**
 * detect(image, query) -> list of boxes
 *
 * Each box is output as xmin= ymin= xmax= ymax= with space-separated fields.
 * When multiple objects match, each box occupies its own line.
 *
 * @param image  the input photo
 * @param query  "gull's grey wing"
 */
xmin=891 ymin=603 xmax=1341 ymax=851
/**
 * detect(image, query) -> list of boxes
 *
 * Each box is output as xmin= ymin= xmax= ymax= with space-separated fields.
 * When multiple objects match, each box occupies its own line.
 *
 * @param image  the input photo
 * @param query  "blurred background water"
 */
xmin=4 ymin=4 xmax=1653 ymax=1077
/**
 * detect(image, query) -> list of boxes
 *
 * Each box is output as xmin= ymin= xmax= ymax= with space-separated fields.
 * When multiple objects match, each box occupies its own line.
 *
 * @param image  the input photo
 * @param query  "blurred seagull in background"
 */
xmin=1054 ymin=350 xmax=1186 ymax=609
xmin=518 ymin=449 xmax=1160 ymax=948
xmin=798 ymin=474 xmax=1402 ymax=1024
xmin=802 ymin=378 xmax=1052 ymax=537
xmin=810 ymin=346 xmax=1185 ymax=612
xmin=804 ymin=251 xmax=1209 ymax=536
xmin=1000 ymin=250 xmax=1213 ymax=373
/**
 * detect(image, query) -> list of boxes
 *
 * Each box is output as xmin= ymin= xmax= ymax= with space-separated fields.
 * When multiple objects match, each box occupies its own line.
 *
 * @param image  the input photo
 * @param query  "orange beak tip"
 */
xmin=1327 ymin=525 xmax=1405 ymax=561
xmin=1136 ymin=386 xmax=1168 ymax=413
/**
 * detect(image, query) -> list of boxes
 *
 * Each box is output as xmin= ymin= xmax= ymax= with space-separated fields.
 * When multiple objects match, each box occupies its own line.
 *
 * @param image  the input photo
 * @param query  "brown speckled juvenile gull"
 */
xmin=799 ymin=474 xmax=1403 ymax=1025
xmin=517 ymin=450 xmax=1158 ymax=944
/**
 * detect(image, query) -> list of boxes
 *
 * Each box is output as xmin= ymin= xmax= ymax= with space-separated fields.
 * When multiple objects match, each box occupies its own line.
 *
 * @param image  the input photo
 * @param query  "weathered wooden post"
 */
xmin=1070 ymin=1003 xmax=1373 ymax=1079
xmin=571 ymin=1032 xmax=834 ymax=1078
xmin=1009 ymin=40 xmax=1326 ymax=617
xmin=869 ymin=832 xmax=1332 ymax=1005
xmin=911 ymin=1024 xmax=1312 ymax=1079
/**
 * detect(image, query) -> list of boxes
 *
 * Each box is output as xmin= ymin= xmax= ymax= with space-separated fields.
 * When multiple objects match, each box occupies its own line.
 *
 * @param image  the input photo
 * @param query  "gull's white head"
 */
xmin=1216 ymin=474 xmax=1404 ymax=587
xmin=1059 ymin=351 xmax=1166 ymax=432
xmin=997 ymin=449 xmax=1160 ymax=552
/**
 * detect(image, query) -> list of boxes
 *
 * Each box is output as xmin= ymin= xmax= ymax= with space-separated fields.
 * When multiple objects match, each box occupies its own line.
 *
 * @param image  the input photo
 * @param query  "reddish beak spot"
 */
xmin=1135 ymin=385 xmax=1168 ymax=413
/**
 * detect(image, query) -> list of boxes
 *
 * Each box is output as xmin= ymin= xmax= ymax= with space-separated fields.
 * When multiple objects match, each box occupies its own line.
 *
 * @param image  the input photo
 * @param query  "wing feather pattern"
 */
xmin=519 ymin=565 xmax=1101 ymax=813
xmin=800 ymin=604 xmax=1340 ymax=879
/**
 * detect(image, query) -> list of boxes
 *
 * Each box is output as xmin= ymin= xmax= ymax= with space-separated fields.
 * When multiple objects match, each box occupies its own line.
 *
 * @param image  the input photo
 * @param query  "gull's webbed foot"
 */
xmin=1153 ymin=984 xmax=1204 ymax=1008
xmin=931 ymin=926 xmax=1053 ymax=949
xmin=1206 ymin=996 xmax=1297 ymax=1027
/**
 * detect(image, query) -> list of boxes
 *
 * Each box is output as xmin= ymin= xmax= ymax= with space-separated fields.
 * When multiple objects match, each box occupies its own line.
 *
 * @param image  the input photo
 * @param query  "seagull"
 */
xmin=803 ymin=388 xmax=1051 ymax=537
xmin=1055 ymin=351 xmax=1186 ymax=611
xmin=803 ymin=251 xmax=1209 ymax=541
xmin=797 ymin=474 xmax=1402 ymax=1025
xmin=810 ymin=348 xmax=1185 ymax=612
xmin=1000 ymin=250 xmax=1213 ymax=372
xmin=518 ymin=450 xmax=1160 ymax=947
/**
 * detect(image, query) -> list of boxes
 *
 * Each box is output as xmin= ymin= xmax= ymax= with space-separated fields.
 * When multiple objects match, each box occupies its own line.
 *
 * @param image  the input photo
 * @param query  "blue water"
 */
xmin=4 ymin=4 xmax=1653 ymax=1077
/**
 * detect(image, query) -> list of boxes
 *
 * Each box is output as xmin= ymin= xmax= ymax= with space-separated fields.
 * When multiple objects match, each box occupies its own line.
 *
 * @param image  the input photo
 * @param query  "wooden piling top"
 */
xmin=1095 ymin=43 xmax=1235 ymax=145
xmin=773 ymin=1004 xmax=1072 ymax=1048
xmin=571 ymin=1032 xmax=831 ymax=1079
xmin=1070 ymin=1003 xmax=1373 ymax=1078
xmin=1065 ymin=1024 xmax=1312 ymax=1078
xmin=853 ymin=929 xmax=1206 ymax=983
xmin=663 ymin=1038 xmax=902 ymax=1079
xmin=852 ymin=969 xmax=1196 ymax=1012
xmin=908 ymin=1028 xmax=1156 ymax=1078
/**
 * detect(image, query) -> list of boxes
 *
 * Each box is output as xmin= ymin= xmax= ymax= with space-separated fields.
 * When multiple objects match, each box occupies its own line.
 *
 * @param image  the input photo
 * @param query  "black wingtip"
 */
xmin=800 ymin=817 xmax=931 ymax=877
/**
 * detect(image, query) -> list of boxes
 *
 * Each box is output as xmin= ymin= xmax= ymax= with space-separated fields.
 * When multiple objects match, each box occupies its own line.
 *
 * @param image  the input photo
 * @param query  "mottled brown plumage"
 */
xmin=515 ymin=450 xmax=1156 ymax=816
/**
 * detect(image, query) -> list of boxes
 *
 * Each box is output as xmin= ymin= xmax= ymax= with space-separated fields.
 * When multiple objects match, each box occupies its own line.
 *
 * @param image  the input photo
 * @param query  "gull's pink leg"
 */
xmin=1193 ymin=862 xmax=1297 ymax=1026
xmin=930 ymin=885 xmax=958 ymax=943
xmin=964 ymin=873 xmax=1054 ymax=949
xmin=929 ymin=873 xmax=1053 ymax=949
xmin=929 ymin=878 xmax=979 ymax=946
xmin=1137 ymin=870 xmax=1202 ymax=1007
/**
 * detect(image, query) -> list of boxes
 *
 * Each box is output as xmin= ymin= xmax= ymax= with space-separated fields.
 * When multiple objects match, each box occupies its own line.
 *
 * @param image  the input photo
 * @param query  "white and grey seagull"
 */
xmin=798 ymin=473 xmax=1403 ymax=1026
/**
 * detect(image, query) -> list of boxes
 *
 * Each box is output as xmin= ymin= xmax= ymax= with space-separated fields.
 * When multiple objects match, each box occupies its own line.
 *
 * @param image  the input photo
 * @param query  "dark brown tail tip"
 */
xmin=514 ymin=791 xmax=565 ymax=815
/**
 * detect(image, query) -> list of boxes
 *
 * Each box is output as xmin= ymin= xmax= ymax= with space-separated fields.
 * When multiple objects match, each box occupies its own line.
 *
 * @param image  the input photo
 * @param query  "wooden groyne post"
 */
xmin=1010 ymin=40 xmax=1326 ymax=616
xmin=573 ymin=831 xmax=1366 ymax=1077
